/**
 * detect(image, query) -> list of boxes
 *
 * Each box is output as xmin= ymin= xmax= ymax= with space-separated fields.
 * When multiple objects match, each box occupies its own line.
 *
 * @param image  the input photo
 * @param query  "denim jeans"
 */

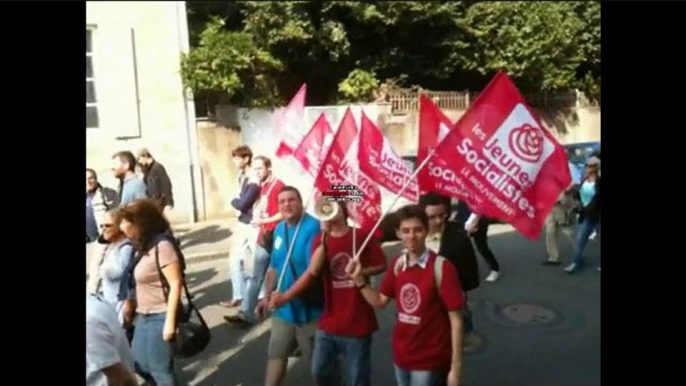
xmin=394 ymin=365 xmax=447 ymax=386
xmin=572 ymin=217 xmax=599 ymax=266
xmin=230 ymin=252 xmax=246 ymax=301
xmin=239 ymin=244 xmax=270 ymax=322
xmin=311 ymin=329 xmax=372 ymax=386
xmin=131 ymin=313 xmax=180 ymax=386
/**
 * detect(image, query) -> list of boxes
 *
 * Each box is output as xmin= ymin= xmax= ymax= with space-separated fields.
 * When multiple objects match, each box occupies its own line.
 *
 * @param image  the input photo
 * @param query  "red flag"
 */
xmin=430 ymin=71 xmax=571 ymax=239
xmin=292 ymin=113 xmax=335 ymax=177
xmin=314 ymin=109 xmax=382 ymax=231
xmin=417 ymin=95 xmax=454 ymax=194
xmin=275 ymin=84 xmax=307 ymax=158
xmin=358 ymin=111 xmax=418 ymax=201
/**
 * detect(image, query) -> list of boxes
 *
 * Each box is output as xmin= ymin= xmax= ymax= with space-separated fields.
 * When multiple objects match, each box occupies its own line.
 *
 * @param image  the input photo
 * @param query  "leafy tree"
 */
xmin=183 ymin=1 xmax=600 ymax=109
xmin=338 ymin=69 xmax=380 ymax=103
xmin=180 ymin=17 xmax=283 ymax=110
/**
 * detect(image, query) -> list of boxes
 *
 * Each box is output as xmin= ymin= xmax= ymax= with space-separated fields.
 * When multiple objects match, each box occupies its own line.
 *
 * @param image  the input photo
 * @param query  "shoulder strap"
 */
xmin=433 ymin=255 xmax=445 ymax=289
xmin=393 ymin=256 xmax=404 ymax=277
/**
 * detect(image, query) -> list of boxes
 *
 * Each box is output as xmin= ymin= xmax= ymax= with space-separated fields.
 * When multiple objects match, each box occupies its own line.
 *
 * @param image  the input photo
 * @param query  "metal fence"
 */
xmin=389 ymin=88 xmax=597 ymax=114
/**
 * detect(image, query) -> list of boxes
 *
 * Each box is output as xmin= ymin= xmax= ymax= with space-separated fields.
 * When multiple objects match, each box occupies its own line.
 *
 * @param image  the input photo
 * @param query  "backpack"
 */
xmin=393 ymin=252 xmax=447 ymax=289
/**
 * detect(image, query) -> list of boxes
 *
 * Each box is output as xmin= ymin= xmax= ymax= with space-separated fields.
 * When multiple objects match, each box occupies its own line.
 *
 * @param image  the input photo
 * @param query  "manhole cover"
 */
xmin=502 ymin=304 xmax=556 ymax=324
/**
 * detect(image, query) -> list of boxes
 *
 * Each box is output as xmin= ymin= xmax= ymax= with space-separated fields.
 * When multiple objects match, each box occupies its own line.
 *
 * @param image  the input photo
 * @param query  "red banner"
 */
xmin=417 ymin=95 xmax=455 ymax=195
xmin=358 ymin=111 xmax=418 ymax=201
xmin=275 ymin=84 xmax=307 ymax=158
xmin=429 ymin=71 xmax=571 ymax=239
xmin=314 ymin=108 xmax=382 ymax=231
xmin=292 ymin=113 xmax=335 ymax=177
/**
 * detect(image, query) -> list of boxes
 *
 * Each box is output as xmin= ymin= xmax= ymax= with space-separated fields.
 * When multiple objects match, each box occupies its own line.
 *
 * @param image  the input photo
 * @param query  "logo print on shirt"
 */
xmin=330 ymin=252 xmax=352 ymax=281
xmin=399 ymin=283 xmax=421 ymax=314
xmin=274 ymin=236 xmax=283 ymax=251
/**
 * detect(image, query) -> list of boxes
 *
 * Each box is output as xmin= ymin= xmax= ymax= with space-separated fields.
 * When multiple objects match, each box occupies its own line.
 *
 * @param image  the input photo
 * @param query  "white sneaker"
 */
xmin=564 ymin=263 xmax=578 ymax=273
xmin=589 ymin=231 xmax=598 ymax=241
xmin=485 ymin=271 xmax=500 ymax=282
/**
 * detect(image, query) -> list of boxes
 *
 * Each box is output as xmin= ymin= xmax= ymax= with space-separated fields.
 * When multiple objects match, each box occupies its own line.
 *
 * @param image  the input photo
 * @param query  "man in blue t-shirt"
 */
xmin=258 ymin=185 xmax=321 ymax=386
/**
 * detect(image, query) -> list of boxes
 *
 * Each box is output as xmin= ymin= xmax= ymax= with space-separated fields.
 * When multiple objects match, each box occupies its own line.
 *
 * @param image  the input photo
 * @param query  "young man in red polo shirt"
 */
xmin=347 ymin=205 xmax=465 ymax=386
xmin=270 ymin=201 xmax=387 ymax=386
xmin=227 ymin=155 xmax=285 ymax=326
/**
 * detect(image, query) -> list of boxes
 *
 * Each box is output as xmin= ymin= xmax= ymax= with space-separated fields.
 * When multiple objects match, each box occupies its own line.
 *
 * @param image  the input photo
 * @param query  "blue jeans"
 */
xmin=239 ymin=244 xmax=270 ymax=322
xmin=572 ymin=217 xmax=599 ymax=266
xmin=394 ymin=366 xmax=447 ymax=386
xmin=131 ymin=313 xmax=179 ymax=386
xmin=312 ymin=329 xmax=372 ymax=386
xmin=230 ymin=251 xmax=246 ymax=301
xmin=463 ymin=295 xmax=474 ymax=334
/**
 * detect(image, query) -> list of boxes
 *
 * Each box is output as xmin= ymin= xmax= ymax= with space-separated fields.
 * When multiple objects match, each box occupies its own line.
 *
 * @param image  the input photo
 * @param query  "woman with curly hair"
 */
xmin=119 ymin=199 xmax=183 ymax=386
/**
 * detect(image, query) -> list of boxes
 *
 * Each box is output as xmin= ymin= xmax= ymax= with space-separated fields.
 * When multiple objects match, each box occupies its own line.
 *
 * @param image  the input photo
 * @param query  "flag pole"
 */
xmin=353 ymin=147 xmax=437 ymax=261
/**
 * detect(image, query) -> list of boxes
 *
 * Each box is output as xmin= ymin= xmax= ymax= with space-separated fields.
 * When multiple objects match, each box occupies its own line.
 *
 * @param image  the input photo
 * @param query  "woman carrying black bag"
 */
xmin=119 ymin=199 xmax=209 ymax=386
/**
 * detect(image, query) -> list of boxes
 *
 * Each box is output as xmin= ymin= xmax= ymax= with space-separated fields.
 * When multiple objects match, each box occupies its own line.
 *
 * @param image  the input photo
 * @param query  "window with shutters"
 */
xmin=86 ymin=28 xmax=99 ymax=129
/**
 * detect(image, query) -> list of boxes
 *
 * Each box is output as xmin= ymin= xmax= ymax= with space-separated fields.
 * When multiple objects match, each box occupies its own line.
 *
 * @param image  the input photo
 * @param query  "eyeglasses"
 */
xmin=586 ymin=164 xmax=598 ymax=168
xmin=100 ymin=224 xmax=114 ymax=229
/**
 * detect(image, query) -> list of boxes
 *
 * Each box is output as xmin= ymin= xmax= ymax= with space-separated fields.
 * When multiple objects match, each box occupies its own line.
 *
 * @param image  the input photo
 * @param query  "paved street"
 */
xmin=171 ymin=226 xmax=600 ymax=386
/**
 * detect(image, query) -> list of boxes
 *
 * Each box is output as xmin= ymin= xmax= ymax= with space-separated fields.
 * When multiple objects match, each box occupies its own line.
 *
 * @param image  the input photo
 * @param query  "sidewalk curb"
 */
xmin=185 ymin=250 xmax=227 ymax=265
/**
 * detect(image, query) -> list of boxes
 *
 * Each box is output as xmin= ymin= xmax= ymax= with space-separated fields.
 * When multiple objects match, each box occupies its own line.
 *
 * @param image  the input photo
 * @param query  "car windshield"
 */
xmin=566 ymin=144 xmax=599 ymax=166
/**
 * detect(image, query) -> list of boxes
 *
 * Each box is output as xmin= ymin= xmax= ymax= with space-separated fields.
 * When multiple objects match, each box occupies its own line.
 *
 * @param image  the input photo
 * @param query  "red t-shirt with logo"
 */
xmin=378 ymin=251 xmax=465 ymax=371
xmin=257 ymin=178 xmax=285 ymax=240
xmin=315 ymin=228 xmax=387 ymax=337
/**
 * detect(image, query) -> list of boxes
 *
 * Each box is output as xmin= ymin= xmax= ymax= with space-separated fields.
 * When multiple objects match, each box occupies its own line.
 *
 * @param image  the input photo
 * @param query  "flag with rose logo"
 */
xmin=428 ymin=71 xmax=571 ymax=239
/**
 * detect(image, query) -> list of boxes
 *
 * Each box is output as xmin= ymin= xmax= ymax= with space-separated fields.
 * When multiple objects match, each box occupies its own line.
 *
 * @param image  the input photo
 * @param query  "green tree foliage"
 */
xmin=180 ymin=17 xmax=283 ymax=108
xmin=338 ymin=69 xmax=380 ymax=103
xmin=183 ymin=1 xmax=600 ymax=109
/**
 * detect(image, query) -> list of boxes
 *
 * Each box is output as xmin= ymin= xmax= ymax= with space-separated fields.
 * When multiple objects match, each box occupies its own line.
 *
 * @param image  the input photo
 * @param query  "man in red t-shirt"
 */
xmin=270 ymin=201 xmax=386 ymax=386
xmin=347 ymin=205 xmax=465 ymax=386
xmin=226 ymin=155 xmax=285 ymax=326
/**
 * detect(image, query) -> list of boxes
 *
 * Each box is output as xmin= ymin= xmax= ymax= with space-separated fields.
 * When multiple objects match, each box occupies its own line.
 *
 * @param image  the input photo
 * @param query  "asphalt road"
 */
xmin=174 ymin=227 xmax=600 ymax=386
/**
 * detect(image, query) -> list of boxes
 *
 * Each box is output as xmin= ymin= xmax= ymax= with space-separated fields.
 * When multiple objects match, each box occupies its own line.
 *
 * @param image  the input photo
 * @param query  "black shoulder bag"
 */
xmin=155 ymin=243 xmax=211 ymax=359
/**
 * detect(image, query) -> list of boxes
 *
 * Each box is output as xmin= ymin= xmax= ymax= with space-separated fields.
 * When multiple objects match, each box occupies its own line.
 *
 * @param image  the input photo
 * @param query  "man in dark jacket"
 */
xmin=456 ymin=200 xmax=501 ymax=282
xmin=419 ymin=193 xmax=479 ymax=334
xmin=221 ymin=145 xmax=261 ymax=308
xmin=137 ymin=148 xmax=174 ymax=212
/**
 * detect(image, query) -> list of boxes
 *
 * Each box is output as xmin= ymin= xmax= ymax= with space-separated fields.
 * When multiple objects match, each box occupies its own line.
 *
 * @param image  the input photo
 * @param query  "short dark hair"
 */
xmin=86 ymin=168 xmax=97 ymax=179
xmin=278 ymin=185 xmax=302 ymax=203
xmin=137 ymin=148 xmax=153 ymax=159
xmin=395 ymin=205 xmax=429 ymax=230
xmin=253 ymin=155 xmax=272 ymax=169
xmin=232 ymin=145 xmax=253 ymax=164
xmin=112 ymin=151 xmax=137 ymax=172
xmin=418 ymin=192 xmax=451 ymax=210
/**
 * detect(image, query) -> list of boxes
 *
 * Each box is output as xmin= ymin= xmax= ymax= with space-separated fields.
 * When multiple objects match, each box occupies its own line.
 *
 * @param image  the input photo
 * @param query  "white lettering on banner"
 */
xmin=321 ymin=156 xmax=381 ymax=224
xmin=398 ymin=313 xmax=421 ymax=325
xmin=457 ymin=138 xmax=535 ymax=219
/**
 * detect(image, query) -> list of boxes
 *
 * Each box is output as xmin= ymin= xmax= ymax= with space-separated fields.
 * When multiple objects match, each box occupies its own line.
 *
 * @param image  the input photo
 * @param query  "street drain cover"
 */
xmin=502 ymin=304 xmax=556 ymax=324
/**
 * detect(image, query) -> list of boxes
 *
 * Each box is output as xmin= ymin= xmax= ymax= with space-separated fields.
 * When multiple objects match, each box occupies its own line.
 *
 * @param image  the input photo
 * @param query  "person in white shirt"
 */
xmin=87 ymin=293 xmax=138 ymax=386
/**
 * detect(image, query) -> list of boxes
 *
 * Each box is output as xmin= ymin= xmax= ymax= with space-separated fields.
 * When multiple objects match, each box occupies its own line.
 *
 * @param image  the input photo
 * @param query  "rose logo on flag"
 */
xmin=508 ymin=123 xmax=544 ymax=163
xmin=330 ymin=253 xmax=352 ymax=280
xmin=399 ymin=283 xmax=421 ymax=314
